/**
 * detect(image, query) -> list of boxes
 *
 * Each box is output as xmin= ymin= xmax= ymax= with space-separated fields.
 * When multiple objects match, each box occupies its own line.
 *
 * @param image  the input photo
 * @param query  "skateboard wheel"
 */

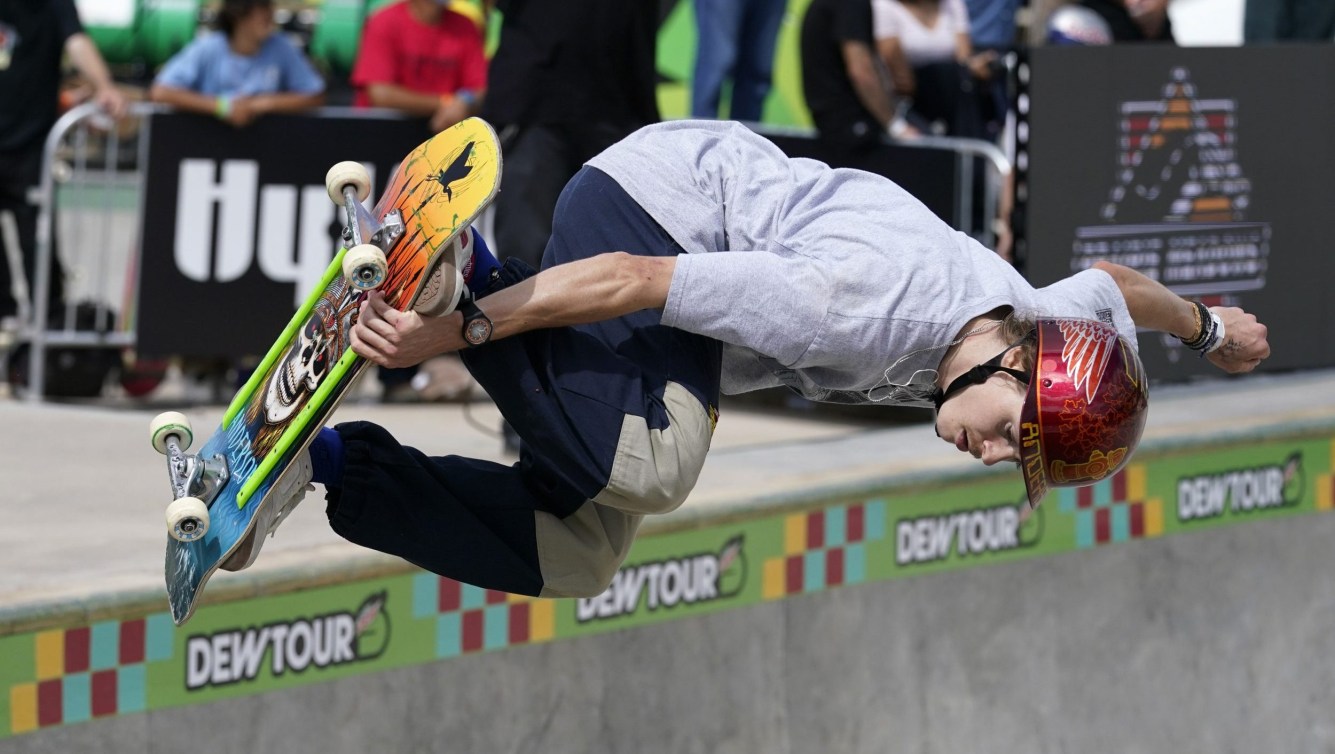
xmin=167 ymin=497 xmax=210 ymax=542
xmin=150 ymin=411 xmax=193 ymax=455
xmin=343 ymin=244 xmax=388 ymax=291
xmin=325 ymin=161 xmax=372 ymax=205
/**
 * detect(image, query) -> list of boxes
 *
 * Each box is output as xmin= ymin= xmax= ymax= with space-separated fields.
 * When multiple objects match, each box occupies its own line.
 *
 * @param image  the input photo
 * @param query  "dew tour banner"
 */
xmin=1024 ymin=45 xmax=1335 ymax=379
xmin=4 ymin=431 xmax=1335 ymax=739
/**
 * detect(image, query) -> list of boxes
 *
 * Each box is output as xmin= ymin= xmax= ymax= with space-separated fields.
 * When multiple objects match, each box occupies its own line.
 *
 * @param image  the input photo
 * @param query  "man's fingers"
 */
xmin=365 ymin=290 xmax=407 ymax=327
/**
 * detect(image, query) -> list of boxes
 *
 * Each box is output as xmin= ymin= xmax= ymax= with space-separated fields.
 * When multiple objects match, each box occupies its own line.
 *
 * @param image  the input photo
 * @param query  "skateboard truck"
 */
xmin=151 ymin=412 xmax=228 ymax=542
xmin=327 ymin=162 xmax=404 ymax=291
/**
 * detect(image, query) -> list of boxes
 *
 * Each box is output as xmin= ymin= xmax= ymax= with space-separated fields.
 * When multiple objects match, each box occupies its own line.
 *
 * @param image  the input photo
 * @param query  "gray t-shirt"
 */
xmin=587 ymin=120 xmax=1136 ymax=408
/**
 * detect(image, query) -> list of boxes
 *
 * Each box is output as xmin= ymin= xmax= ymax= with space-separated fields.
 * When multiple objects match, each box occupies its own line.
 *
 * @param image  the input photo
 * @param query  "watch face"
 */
xmin=465 ymin=317 xmax=492 ymax=345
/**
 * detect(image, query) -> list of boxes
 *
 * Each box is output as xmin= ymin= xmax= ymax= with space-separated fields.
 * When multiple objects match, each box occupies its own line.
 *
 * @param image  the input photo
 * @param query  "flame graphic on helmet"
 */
xmin=1059 ymin=319 xmax=1115 ymax=402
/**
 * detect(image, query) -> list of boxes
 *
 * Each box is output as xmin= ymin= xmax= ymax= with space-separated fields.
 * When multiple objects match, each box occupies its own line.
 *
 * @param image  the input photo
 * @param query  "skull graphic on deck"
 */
xmin=265 ymin=312 xmax=334 ymax=425
xmin=260 ymin=274 xmax=364 ymax=428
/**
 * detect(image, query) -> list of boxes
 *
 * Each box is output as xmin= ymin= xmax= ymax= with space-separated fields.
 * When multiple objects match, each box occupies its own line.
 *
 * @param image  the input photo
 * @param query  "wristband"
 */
xmin=1204 ymin=310 xmax=1225 ymax=354
xmin=455 ymin=89 xmax=477 ymax=108
xmin=215 ymin=95 xmax=231 ymax=119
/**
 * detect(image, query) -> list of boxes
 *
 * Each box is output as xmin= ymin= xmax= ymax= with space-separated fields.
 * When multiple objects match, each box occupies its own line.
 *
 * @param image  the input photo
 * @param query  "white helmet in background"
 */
xmin=1047 ymin=5 xmax=1114 ymax=45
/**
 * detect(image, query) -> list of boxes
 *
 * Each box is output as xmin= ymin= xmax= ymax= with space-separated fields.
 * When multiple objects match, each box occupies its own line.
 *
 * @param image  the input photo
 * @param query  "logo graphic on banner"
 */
xmin=184 ymin=593 xmax=390 ymax=690
xmin=577 ymin=536 xmax=747 ymax=622
xmin=1176 ymin=452 xmax=1303 ymax=522
xmin=1072 ymin=67 xmax=1271 ymax=297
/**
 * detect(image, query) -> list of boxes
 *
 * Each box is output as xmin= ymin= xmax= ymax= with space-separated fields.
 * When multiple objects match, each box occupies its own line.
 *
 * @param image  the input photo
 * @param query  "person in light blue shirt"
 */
xmin=150 ymin=0 xmax=324 ymax=127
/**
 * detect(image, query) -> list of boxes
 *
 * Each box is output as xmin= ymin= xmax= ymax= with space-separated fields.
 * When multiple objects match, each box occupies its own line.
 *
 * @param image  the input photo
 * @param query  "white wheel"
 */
xmin=166 ymin=497 xmax=210 ymax=542
xmin=150 ymin=411 xmax=192 ymax=455
xmin=325 ymin=161 xmax=372 ymax=205
xmin=343 ymin=244 xmax=388 ymax=291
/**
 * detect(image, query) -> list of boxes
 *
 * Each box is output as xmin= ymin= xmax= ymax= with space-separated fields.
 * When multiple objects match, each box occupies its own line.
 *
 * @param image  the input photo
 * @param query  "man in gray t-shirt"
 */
xmin=259 ymin=121 xmax=1270 ymax=601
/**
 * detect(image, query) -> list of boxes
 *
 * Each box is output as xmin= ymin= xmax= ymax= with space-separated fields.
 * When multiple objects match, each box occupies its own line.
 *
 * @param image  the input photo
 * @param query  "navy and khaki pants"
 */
xmin=325 ymin=167 xmax=723 ymax=598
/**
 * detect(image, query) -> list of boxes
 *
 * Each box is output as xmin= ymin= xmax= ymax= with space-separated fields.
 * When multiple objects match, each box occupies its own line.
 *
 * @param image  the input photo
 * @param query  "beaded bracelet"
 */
xmin=1178 ymin=301 xmax=1224 ymax=355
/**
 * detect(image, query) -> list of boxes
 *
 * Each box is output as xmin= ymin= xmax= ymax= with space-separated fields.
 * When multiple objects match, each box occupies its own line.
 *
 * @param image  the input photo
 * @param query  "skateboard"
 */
xmin=150 ymin=118 xmax=502 ymax=626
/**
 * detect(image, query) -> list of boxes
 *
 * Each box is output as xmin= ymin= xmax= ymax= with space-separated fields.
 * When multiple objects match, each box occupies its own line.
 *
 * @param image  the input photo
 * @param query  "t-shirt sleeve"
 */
xmin=662 ymin=250 xmax=833 ymax=366
xmin=835 ymin=0 xmax=876 ymax=43
xmin=1032 ymin=268 xmax=1139 ymax=351
xmin=55 ymin=0 xmax=84 ymax=43
xmin=276 ymin=37 xmax=326 ymax=94
xmin=947 ymin=0 xmax=971 ymax=34
xmin=153 ymin=39 xmax=206 ymax=90
xmin=350 ymin=12 xmax=396 ymax=87
xmin=456 ymin=20 xmax=488 ymax=91
xmin=871 ymin=0 xmax=902 ymax=39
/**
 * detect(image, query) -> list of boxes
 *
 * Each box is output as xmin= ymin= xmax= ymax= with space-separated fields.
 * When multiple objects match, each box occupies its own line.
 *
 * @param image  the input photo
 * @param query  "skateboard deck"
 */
xmin=156 ymin=118 xmax=501 ymax=625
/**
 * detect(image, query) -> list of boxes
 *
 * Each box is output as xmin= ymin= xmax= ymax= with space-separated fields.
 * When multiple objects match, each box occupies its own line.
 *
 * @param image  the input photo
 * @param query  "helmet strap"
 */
xmin=932 ymin=333 xmax=1035 ymax=410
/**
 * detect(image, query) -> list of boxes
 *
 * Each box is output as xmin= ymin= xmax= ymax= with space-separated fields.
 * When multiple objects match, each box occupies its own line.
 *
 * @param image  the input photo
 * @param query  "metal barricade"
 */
xmin=750 ymin=122 xmax=1012 ymax=250
xmin=15 ymin=101 xmax=166 ymax=403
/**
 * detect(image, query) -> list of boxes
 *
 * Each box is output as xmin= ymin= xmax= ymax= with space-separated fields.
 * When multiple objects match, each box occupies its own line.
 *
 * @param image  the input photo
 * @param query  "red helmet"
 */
xmin=1019 ymin=318 xmax=1149 ymax=513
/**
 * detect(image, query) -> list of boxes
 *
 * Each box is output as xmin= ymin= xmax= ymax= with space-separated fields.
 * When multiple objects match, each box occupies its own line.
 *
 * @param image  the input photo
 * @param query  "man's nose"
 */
xmin=979 ymin=440 xmax=1016 ymax=466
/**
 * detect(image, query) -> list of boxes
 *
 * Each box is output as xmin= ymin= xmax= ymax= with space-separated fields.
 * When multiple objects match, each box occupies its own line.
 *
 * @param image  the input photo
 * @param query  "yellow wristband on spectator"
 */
xmin=215 ymin=95 xmax=231 ymax=119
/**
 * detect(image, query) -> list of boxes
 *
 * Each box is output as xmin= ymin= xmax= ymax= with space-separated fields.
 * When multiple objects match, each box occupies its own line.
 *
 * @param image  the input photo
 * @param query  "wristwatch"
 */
xmin=459 ymin=298 xmax=493 ymax=348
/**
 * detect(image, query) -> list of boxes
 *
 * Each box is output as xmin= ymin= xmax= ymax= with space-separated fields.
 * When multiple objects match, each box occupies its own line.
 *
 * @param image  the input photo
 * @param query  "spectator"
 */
xmin=351 ymin=0 xmax=488 ymax=401
xmin=691 ymin=0 xmax=787 ymax=122
xmin=872 ymin=0 xmax=990 ymax=137
xmin=351 ymin=0 xmax=487 ymax=134
xmin=1067 ymin=0 xmax=1175 ymax=43
xmin=875 ymin=0 xmax=1013 ymax=259
xmin=150 ymin=0 xmax=325 ymax=128
xmin=1245 ymin=0 xmax=1335 ymax=41
xmin=0 ymin=0 xmax=125 ymax=327
xmin=963 ymin=0 xmax=1018 ymax=138
xmin=480 ymin=0 xmax=658 ymax=447
xmin=800 ymin=0 xmax=914 ymax=162
xmin=481 ymin=0 xmax=659 ymax=271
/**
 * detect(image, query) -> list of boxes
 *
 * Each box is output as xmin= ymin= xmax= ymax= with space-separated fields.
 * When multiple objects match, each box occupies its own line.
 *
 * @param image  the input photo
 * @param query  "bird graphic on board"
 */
xmin=428 ymin=141 xmax=475 ymax=202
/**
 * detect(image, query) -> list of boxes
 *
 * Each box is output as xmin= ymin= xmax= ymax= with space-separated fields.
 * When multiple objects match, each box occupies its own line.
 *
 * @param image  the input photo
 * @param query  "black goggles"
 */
xmin=931 ymin=331 xmax=1036 ymax=411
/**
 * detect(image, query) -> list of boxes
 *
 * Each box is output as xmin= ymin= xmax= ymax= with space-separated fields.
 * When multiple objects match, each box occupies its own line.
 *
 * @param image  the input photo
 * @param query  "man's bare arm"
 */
xmin=1093 ymin=260 xmax=1270 ymax=373
xmin=352 ymin=252 xmax=676 ymax=367
xmin=842 ymin=40 xmax=896 ymax=129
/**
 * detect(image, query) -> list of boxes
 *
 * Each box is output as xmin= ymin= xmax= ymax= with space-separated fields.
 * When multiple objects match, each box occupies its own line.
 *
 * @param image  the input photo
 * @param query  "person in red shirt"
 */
xmin=351 ymin=0 xmax=487 ymax=132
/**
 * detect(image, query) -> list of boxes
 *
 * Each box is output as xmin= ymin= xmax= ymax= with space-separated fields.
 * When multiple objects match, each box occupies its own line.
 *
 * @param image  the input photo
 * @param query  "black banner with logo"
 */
xmin=137 ymin=111 xmax=433 ymax=358
xmin=1025 ymin=45 xmax=1335 ymax=379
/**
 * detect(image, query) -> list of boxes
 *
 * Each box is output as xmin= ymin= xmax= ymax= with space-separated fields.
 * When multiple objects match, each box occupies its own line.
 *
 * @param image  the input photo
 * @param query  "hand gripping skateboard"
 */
xmin=150 ymin=118 xmax=502 ymax=625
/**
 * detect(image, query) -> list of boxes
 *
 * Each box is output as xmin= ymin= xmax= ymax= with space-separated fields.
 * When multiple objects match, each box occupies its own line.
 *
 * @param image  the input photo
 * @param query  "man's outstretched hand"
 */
xmin=350 ymin=290 xmax=464 ymax=368
xmin=1206 ymin=306 xmax=1270 ymax=374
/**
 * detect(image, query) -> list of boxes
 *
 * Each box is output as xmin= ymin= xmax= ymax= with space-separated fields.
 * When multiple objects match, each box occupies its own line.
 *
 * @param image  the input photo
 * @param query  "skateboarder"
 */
xmin=250 ymin=120 xmax=1270 ymax=598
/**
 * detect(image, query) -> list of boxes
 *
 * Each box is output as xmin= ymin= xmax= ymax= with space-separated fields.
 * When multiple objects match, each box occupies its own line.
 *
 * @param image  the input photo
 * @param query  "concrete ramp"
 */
xmin=3 ymin=371 xmax=1335 ymax=752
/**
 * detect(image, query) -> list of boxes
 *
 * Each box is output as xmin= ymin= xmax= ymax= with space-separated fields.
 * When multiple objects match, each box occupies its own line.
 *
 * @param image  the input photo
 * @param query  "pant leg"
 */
xmin=327 ymin=167 xmax=723 ymax=598
xmin=731 ymin=0 xmax=787 ymax=122
xmin=692 ymin=0 xmax=744 ymax=118
xmin=491 ymin=124 xmax=572 ymax=270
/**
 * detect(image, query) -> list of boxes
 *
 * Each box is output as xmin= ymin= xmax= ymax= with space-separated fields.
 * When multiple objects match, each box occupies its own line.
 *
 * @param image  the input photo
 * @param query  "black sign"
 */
xmin=137 ymin=111 xmax=434 ymax=358
xmin=1025 ymin=45 xmax=1335 ymax=378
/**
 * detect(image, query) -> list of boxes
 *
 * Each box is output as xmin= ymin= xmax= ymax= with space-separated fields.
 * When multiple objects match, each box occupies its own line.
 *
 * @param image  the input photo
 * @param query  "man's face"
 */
xmin=241 ymin=3 xmax=276 ymax=38
xmin=934 ymin=367 xmax=1027 ymax=468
